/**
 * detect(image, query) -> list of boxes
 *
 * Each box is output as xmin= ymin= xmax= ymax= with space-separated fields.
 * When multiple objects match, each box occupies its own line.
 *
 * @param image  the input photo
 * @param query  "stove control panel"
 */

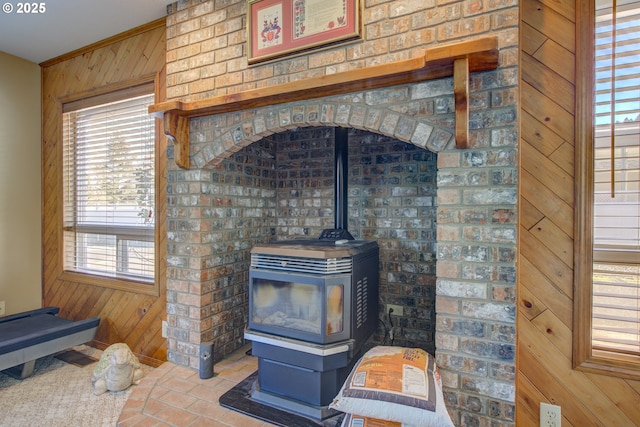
xmin=318 ymin=228 xmax=354 ymax=241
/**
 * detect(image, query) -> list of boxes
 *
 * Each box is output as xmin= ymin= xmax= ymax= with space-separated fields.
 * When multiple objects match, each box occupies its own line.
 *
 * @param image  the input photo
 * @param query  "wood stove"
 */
xmin=244 ymin=234 xmax=379 ymax=420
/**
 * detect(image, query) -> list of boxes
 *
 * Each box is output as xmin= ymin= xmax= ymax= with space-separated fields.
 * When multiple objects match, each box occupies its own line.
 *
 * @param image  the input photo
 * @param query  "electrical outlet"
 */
xmin=0 ymin=301 xmax=5 ymax=316
xmin=161 ymin=320 xmax=168 ymax=338
xmin=540 ymin=402 xmax=561 ymax=427
xmin=387 ymin=304 xmax=404 ymax=316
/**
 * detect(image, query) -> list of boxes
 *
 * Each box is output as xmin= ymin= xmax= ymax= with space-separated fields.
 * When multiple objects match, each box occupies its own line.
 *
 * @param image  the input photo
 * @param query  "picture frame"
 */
xmin=247 ymin=0 xmax=361 ymax=64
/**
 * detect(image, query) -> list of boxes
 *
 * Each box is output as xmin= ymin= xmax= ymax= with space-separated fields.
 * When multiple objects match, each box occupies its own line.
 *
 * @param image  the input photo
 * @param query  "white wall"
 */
xmin=0 ymin=51 xmax=42 ymax=315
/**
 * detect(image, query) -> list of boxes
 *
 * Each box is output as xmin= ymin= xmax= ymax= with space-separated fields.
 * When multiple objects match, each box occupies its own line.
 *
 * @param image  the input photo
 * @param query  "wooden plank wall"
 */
xmin=518 ymin=0 xmax=640 ymax=424
xmin=40 ymin=21 xmax=167 ymax=366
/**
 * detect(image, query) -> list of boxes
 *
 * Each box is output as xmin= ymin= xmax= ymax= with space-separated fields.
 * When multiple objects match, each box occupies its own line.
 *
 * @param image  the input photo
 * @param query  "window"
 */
xmin=62 ymin=83 xmax=157 ymax=288
xmin=575 ymin=0 xmax=640 ymax=377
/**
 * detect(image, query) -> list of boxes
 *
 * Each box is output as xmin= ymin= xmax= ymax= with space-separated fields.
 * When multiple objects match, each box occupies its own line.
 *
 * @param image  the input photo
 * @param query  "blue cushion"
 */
xmin=0 ymin=307 xmax=99 ymax=355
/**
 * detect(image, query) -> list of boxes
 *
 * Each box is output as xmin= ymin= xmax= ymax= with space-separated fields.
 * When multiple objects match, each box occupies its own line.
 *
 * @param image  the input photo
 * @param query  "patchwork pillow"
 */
xmin=330 ymin=346 xmax=454 ymax=427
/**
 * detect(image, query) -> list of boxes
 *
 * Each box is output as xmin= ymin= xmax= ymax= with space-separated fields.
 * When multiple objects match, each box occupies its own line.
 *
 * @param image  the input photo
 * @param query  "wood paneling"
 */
xmin=41 ymin=20 xmax=167 ymax=366
xmin=517 ymin=0 xmax=640 ymax=423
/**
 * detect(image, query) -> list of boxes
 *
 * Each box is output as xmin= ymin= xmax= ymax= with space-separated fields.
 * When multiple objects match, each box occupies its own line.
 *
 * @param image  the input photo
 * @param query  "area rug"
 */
xmin=219 ymin=371 xmax=345 ymax=427
xmin=0 ymin=345 xmax=150 ymax=427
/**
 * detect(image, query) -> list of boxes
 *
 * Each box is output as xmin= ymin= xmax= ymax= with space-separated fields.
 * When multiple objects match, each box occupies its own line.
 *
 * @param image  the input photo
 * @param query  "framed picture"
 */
xmin=247 ymin=0 xmax=361 ymax=64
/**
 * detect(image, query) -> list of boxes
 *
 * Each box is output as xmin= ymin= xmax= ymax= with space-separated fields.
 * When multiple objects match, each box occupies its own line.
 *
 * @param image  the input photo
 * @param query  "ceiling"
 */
xmin=0 ymin=0 xmax=170 ymax=64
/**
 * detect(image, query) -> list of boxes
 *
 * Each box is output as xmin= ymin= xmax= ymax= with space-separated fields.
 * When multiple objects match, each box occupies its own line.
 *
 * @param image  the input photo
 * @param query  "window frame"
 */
xmin=59 ymin=77 xmax=162 ymax=297
xmin=574 ymin=0 xmax=640 ymax=379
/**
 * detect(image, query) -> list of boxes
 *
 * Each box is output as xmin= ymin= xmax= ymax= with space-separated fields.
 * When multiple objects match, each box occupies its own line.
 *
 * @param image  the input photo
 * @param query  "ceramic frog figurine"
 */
xmin=91 ymin=343 xmax=144 ymax=395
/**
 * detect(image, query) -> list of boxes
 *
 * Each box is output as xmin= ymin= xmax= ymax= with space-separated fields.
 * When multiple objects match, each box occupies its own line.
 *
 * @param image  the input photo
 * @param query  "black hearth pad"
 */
xmin=219 ymin=371 xmax=345 ymax=427
xmin=55 ymin=350 xmax=98 ymax=367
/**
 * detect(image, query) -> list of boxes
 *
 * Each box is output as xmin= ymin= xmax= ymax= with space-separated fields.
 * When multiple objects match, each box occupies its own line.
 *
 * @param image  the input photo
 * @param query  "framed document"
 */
xmin=247 ymin=0 xmax=361 ymax=64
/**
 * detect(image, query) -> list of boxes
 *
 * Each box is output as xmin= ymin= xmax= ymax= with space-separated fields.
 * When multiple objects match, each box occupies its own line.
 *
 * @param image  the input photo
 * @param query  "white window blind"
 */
xmin=62 ymin=88 xmax=156 ymax=283
xmin=592 ymin=0 xmax=640 ymax=354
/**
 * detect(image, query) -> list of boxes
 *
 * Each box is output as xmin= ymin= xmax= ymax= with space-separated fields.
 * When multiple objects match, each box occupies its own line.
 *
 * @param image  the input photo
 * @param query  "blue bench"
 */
xmin=0 ymin=307 xmax=100 ymax=378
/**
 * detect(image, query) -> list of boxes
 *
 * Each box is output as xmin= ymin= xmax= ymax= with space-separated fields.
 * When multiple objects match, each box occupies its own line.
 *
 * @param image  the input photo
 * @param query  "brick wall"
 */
xmin=164 ymin=0 xmax=518 ymax=425
xmin=167 ymin=125 xmax=439 ymax=354
xmin=271 ymin=128 xmax=439 ymax=351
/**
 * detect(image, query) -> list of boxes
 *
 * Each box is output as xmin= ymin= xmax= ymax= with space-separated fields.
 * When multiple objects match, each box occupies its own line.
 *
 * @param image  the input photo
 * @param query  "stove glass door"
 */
xmin=248 ymin=269 xmax=351 ymax=344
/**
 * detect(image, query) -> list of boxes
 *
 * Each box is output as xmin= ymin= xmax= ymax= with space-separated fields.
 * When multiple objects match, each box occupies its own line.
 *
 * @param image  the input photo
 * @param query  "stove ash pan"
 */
xmin=248 ymin=239 xmax=379 ymax=347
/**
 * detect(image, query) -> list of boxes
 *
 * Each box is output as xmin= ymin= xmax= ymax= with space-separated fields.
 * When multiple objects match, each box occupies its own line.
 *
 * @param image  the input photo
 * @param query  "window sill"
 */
xmin=575 ymin=349 xmax=640 ymax=380
xmin=60 ymin=270 xmax=159 ymax=297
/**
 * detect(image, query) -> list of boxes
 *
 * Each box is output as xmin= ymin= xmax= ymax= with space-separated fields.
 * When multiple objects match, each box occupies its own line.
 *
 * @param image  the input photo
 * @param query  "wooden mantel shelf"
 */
xmin=150 ymin=36 xmax=499 ymax=169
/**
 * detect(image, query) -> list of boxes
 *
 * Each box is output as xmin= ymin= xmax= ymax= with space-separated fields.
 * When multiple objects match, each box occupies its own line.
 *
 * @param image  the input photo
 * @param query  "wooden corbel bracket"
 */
xmin=151 ymin=36 xmax=499 ymax=168
xmin=454 ymin=58 xmax=470 ymax=149
xmin=163 ymin=111 xmax=190 ymax=169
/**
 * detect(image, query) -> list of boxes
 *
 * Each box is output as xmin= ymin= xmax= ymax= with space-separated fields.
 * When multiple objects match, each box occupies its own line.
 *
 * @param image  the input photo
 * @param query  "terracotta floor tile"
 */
xmin=186 ymin=416 xmax=230 ymax=427
xmin=149 ymin=384 xmax=172 ymax=400
xmin=188 ymin=384 xmax=226 ymax=403
xmin=217 ymin=370 xmax=253 ymax=384
xmin=158 ymin=388 xmax=199 ymax=408
xmin=187 ymin=398 xmax=229 ymax=420
xmin=142 ymin=398 xmax=167 ymax=416
xmin=121 ymin=398 xmax=146 ymax=412
xmin=118 ymin=345 xmax=324 ymax=427
xmin=118 ymin=406 xmax=147 ymax=423
xmin=167 ymin=364 xmax=199 ymax=380
xmin=116 ymin=413 xmax=148 ymax=427
xmin=154 ymin=404 xmax=198 ymax=426
xmin=124 ymin=392 xmax=151 ymax=407
xmin=191 ymin=374 xmax=228 ymax=390
xmin=161 ymin=376 xmax=199 ymax=393
xmin=220 ymin=408 xmax=267 ymax=427
xmin=129 ymin=416 xmax=169 ymax=427
xmin=211 ymin=377 xmax=244 ymax=394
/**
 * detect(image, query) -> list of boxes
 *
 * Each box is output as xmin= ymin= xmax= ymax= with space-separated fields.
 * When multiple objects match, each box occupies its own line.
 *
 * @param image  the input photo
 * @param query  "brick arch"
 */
xmin=189 ymin=84 xmax=457 ymax=169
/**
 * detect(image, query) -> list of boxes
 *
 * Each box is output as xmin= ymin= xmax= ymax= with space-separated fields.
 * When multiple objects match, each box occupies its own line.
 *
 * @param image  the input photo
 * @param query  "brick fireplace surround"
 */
xmin=162 ymin=0 xmax=518 ymax=425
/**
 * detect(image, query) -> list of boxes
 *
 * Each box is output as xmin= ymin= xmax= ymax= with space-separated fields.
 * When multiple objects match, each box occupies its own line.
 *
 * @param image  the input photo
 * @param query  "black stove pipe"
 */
xmin=334 ymin=127 xmax=349 ymax=231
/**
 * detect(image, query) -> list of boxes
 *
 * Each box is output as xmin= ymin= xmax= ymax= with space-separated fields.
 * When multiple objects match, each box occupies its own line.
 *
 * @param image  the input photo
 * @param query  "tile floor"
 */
xmin=117 ymin=344 xmax=278 ymax=427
